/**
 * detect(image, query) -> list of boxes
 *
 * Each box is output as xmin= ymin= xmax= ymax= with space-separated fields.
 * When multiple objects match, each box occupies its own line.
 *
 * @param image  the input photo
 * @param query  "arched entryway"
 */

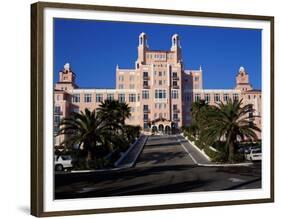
xmin=158 ymin=124 xmax=164 ymax=133
xmin=152 ymin=125 xmax=157 ymax=133
xmin=164 ymin=125 xmax=171 ymax=134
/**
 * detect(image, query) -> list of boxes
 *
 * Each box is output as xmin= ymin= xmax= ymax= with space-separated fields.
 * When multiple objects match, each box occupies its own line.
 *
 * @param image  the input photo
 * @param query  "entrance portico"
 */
xmin=149 ymin=118 xmax=173 ymax=134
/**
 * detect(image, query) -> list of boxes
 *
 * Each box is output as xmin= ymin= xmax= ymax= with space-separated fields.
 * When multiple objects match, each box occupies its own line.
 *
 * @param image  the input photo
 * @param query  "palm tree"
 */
xmin=201 ymin=99 xmax=261 ymax=162
xmin=118 ymin=102 xmax=131 ymax=125
xmin=57 ymin=108 xmax=109 ymax=166
xmin=190 ymin=99 xmax=208 ymax=124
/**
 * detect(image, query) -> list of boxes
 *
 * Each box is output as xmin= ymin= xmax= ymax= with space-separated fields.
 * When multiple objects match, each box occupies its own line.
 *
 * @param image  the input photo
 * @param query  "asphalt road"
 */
xmin=55 ymin=135 xmax=261 ymax=199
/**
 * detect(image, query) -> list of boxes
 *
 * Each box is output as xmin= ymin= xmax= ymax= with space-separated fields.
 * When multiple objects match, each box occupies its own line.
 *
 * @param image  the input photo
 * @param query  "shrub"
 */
xmin=204 ymin=146 xmax=227 ymax=162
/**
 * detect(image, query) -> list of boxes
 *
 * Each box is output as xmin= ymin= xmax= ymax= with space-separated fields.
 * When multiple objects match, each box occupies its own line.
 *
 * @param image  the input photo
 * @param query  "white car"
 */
xmin=54 ymin=155 xmax=73 ymax=171
xmin=245 ymin=148 xmax=262 ymax=161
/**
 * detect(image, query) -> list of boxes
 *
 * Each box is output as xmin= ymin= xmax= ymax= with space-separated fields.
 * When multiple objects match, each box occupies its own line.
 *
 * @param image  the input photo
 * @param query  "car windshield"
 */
xmin=252 ymin=149 xmax=261 ymax=153
xmin=61 ymin=155 xmax=71 ymax=160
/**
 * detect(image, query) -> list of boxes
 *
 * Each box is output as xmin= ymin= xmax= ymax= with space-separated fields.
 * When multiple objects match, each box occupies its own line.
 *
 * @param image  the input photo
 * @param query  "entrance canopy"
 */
xmin=148 ymin=118 xmax=173 ymax=134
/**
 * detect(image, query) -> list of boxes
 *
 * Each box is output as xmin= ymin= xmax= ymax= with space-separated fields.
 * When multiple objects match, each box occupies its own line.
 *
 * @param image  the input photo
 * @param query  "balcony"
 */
xmin=172 ymin=85 xmax=180 ymax=89
xmin=143 ymin=117 xmax=150 ymax=122
xmin=143 ymin=75 xmax=150 ymax=80
xmin=143 ymin=108 xmax=150 ymax=113
xmin=173 ymin=109 xmax=180 ymax=113
xmin=54 ymin=110 xmax=63 ymax=115
xmin=173 ymin=118 xmax=180 ymax=122
xmin=172 ymin=76 xmax=179 ymax=80
xmin=143 ymin=85 xmax=150 ymax=89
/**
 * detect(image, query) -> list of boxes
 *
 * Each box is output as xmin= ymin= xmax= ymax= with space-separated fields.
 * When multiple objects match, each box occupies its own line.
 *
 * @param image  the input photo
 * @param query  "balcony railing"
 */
xmin=173 ymin=118 xmax=180 ymax=122
xmin=172 ymin=85 xmax=180 ymax=89
xmin=143 ymin=85 xmax=150 ymax=89
xmin=172 ymin=76 xmax=179 ymax=80
xmin=143 ymin=117 xmax=150 ymax=122
xmin=54 ymin=111 xmax=63 ymax=115
xmin=143 ymin=75 xmax=150 ymax=80
xmin=143 ymin=108 xmax=150 ymax=113
xmin=173 ymin=109 xmax=180 ymax=113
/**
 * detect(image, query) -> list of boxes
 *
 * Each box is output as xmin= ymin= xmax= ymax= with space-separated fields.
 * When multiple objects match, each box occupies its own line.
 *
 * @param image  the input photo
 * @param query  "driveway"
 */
xmin=55 ymin=135 xmax=261 ymax=199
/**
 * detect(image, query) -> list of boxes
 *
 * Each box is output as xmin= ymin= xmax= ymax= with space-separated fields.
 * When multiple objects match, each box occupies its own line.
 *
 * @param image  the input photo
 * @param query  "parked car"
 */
xmin=54 ymin=155 xmax=73 ymax=171
xmin=245 ymin=148 xmax=262 ymax=161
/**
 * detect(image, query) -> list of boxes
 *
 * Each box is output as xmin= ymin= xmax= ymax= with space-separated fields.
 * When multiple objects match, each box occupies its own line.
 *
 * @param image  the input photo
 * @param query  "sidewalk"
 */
xmin=114 ymin=135 xmax=148 ymax=168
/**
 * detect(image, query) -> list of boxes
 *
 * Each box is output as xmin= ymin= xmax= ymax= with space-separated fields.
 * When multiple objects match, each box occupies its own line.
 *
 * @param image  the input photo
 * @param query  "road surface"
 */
xmin=55 ymin=135 xmax=261 ymax=199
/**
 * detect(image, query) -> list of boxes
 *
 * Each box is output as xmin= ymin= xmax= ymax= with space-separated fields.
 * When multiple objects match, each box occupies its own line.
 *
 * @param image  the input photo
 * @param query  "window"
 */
xmin=84 ymin=94 xmax=92 ymax=103
xmin=143 ymin=72 xmax=148 ymax=78
xmin=54 ymin=106 xmax=61 ymax=114
xmin=96 ymin=94 xmax=103 ymax=102
xmin=143 ymin=105 xmax=149 ymax=111
xmin=143 ymin=114 xmax=149 ymax=120
xmin=143 ymin=123 xmax=149 ymax=129
xmin=215 ymin=94 xmax=220 ymax=102
xmin=173 ymin=104 xmax=177 ymax=110
xmin=248 ymin=95 xmax=251 ymax=100
xmin=185 ymin=94 xmax=191 ymax=102
xmin=155 ymin=89 xmax=166 ymax=99
xmin=159 ymin=103 xmax=162 ymax=109
xmin=118 ymin=84 xmax=124 ymax=89
xmin=173 ymin=81 xmax=178 ymax=87
xmin=56 ymin=95 xmax=60 ymax=101
xmin=72 ymin=94 xmax=80 ymax=103
xmin=159 ymin=71 xmax=162 ymax=76
xmin=72 ymin=107 xmax=79 ymax=113
xmin=194 ymin=76 xmax=199 ymax=81
xmin=205 ymin=93 xmax=210 ymax=102
xmin=129 ymin=94 xmax=136 ymax=102
xmin=143 ymin=80 xmax=148 ymax=87
xmin=54 ymin=115 xmax=60 ymax=124
xmin=172 ymin=90 xmax=179 ymax=99
xmin=129 ymin=75 xmax=134 ymax=81
xmin=173 ymin=113 xmax=178 ymax=120
xmin=233 ymin=93 xmax=239 ymax=100
xmin=118 ymin=93 xmax=125 ymax=103
xmin=129 ymin=84 xmax=135 ymax=89
xmin=107 ymin=93 xmax=114 ymax=101
xmin=142 ymin=90 xmax=149 ymax=99
xmin=159 ymin=80 xmax=162 ymax=85
xmin=119 ymin=75 xmax=124 ymax=81
xmin=195 ymin=93 xmax=201 ymax=102
xmin=223 ymin=94 xmax=229 ymax=102
xmin=172 ymin=72 xmax=177 ymax=77
xmin=154 ymin=113 xmax=157 ymax=118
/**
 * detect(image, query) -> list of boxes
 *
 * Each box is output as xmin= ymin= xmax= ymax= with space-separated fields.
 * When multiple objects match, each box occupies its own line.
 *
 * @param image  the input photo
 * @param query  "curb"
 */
xmin=184 ymin=136 xmax=211 ymax=162
xmin=114 ymin=135 xmax=145 ymax=167
xmin=66 ymin=136 xmax=148 ymax=174
xmin=116 ymin=135 xmax=148 ymax=168
xmin=197 ymin=162 xmax=253 ymax=167
xmin=180 ymin=134 xmax=253 ymax=167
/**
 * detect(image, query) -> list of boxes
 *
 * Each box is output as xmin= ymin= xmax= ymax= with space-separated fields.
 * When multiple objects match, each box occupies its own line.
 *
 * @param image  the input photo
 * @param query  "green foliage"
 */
xmin=57 ymin=100 xmax=141 ymax=169
xmin=188 ymin=98 xmax=261 ymax=163
xmin=204 ymin=146 xmax=227 ymax=163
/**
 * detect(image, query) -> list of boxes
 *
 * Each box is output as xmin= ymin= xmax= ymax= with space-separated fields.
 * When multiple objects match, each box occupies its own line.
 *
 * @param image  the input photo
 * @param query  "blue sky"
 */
xmin=54 ymin=18 xmax=261 ymax=89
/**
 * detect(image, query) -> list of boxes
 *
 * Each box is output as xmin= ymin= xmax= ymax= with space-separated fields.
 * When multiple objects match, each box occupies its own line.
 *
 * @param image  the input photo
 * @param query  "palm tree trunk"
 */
xmin=228 ymin=141 xmax=235 ymax=162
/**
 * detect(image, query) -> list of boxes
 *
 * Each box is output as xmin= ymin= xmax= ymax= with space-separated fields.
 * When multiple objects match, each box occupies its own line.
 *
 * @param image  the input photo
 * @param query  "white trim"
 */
xmin=43 ymin=7 xmax=271 ymax=212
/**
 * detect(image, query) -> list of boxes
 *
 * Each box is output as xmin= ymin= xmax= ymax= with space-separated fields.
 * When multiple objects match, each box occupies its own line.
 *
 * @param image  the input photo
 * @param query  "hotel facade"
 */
xmin=54 ymin=33 xmax=262 ymax=147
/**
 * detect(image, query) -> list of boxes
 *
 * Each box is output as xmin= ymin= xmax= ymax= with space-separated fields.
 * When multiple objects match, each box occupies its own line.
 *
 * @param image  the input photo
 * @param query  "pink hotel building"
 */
xmin=54 ymin=33 xmax=262 ymax=146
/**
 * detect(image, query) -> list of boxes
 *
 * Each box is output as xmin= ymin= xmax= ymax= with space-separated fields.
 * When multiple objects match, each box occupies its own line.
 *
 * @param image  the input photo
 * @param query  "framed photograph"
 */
xmin=31 ymin=1 xmax=274 ymax=217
